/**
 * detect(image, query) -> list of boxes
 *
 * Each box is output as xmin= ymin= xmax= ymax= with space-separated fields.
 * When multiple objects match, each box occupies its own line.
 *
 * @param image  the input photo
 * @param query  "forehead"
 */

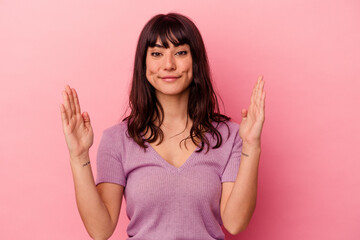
xmin=151 ymin=37 xmax=189 ymax=49
xmin=148 ymin=27 xmax=189 ymax=48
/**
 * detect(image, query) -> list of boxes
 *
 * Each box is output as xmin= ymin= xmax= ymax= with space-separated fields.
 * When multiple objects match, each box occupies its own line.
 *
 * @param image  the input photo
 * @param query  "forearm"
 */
xmin=222 ymin=143 xmax=261 ymax=234
xmin=70 ymin=154 xmax=114 ymax=240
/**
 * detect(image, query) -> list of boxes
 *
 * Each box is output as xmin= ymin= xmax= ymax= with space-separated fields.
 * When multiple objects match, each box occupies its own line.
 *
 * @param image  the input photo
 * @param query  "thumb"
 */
xmin=241 ymin=109 xmax=248 ymax=119
xmin=82 ymin=112 xmax=91 ymax=127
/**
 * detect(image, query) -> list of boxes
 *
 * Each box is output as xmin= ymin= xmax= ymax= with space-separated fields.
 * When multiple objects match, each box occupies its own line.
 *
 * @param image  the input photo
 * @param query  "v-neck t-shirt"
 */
xmin=95 ymin=120 xmax=243 ymax=240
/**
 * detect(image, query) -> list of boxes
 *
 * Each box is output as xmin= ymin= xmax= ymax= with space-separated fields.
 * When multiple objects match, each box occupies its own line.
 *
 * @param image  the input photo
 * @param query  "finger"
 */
xmin=62 ymin=89 xmax=72 ymax=120
xmin=241 ymin=108 xmax=248 ymax=117
xmin=253 ymin=75 xmax=261 ymax=100
xmin=59 ymin=103 xmax=69 ymax=126
xmin=82 ymin=112 xmax=93 ymax=131
xmin=250 ymin=80 xmax=257 ymax=106
xmin=66 ymin=85 xmax=76 ymax=115
xmin=255 ymin=75 xmax=263 ymax=106
xmin=260 ymin=90 xmax=266 ymax=114
xmin=250 ymin=79 xmax=259 ymax=113
xmin=256 ymin=76 xmax=264 ymax=107
xmin=241 ymin=109 xmax=248 ymax=122
xmin=83 ymin=112 xmax=91 ymax=125
xmin=72 ymin=88 xmax=81 ymax=115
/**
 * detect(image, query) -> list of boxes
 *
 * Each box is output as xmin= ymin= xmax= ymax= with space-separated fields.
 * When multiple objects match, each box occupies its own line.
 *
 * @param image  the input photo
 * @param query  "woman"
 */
xmin=60 ymin=13 xmax=265 ymax=240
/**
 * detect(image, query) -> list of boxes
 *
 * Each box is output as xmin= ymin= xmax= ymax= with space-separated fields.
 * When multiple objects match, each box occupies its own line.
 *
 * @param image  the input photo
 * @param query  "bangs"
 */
xmin=147 ymin=17 xmax=190 ymax=48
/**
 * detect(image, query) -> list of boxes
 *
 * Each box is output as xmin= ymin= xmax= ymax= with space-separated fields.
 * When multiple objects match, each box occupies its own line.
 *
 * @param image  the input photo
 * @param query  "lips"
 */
xmin=161 ymin=76 xmax=180 ymax=82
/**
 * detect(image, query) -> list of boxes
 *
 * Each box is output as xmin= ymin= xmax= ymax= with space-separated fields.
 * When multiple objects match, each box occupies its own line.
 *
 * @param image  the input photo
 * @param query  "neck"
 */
xmin=155 ymin=89 xmax=191 ymax=131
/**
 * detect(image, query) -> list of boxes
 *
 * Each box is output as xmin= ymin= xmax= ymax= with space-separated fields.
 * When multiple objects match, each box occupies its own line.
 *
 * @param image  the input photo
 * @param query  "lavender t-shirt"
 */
xmin=95 ymin=120 xmax=243 ymax=240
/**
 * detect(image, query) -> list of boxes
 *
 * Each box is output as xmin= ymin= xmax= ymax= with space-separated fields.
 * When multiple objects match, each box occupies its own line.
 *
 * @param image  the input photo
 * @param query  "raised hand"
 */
xmin=239 ymin=75 xmax=266 ymax=147
xmin=60 ymin=85 xmax=94 ymax=159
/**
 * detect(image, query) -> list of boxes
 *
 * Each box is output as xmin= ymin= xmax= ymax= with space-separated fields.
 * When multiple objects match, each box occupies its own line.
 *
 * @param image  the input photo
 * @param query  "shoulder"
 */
xmin=98 ymin=120 xmax=133 ymax=156
xmin=203 ymin=120 xmax=240 ymax=149
xmin=101 ymin=120 xmax=129 ymax=141
xmin=212 ymin=120 xmax=239 ymax=136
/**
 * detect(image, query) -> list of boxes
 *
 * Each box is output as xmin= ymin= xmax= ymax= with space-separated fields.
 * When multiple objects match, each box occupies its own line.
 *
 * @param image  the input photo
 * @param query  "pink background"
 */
xmin=1 ymin=0 xmax=359 ymax=239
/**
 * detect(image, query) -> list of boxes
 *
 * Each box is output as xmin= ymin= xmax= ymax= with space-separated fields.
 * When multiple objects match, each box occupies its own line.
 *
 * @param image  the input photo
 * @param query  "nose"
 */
xmin=163 ymin=54 xmax=176 ymax=71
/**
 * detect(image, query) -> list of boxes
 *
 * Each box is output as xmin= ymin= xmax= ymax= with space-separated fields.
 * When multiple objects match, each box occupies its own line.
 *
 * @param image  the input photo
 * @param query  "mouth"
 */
xmin=161 ymin=75 xmax=181 ymax=82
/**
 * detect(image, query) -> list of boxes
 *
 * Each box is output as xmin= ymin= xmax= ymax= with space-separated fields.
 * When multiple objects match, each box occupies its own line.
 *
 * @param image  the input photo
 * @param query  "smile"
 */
xmin=161 ymin=76 xmax=180 ymax=82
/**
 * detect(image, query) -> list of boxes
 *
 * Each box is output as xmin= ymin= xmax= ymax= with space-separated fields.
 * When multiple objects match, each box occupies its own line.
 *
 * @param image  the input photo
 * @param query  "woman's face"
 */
xmin=145 ymin=37 xmax=193 ymax=98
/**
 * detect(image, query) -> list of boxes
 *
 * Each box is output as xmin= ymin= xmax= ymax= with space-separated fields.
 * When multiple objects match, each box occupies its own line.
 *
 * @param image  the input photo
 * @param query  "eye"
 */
xmin=151 ymin=52 xmax=162 ymax=57
xmin=176 ymin=51 xmax=188 ymax=56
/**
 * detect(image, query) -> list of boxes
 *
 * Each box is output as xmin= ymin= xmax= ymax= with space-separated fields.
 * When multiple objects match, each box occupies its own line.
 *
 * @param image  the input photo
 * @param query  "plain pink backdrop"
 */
xmin=1 ymin=0 xmax=359 ymax=239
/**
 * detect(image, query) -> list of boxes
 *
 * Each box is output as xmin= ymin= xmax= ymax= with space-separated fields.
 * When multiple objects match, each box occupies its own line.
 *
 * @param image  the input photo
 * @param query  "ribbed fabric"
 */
xmin=96 ymin=120 xmax=243 ymax=240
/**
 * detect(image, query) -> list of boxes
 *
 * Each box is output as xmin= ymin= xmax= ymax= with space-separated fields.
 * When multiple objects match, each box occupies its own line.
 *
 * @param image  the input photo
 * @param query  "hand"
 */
xmin=239 ymin=75 xmax=266 ymax=147
xmin=60 ymin=85 xmax=94 ymax=158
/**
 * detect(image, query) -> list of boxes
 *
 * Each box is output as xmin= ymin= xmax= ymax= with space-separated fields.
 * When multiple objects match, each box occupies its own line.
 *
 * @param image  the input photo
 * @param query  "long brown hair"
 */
xmin=123 ymin=12 xmax=230 ymax=153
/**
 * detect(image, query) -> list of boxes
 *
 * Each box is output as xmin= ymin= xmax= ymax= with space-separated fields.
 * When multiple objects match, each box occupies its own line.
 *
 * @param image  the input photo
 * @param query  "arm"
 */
xmin=222 ymin=144 xmax=260 ymax=234
xmin=60 ymin=85 xmax=122 ymax=239
xmin=222 ymin=75 xmax=265 ymax=234
xmin=70 ymin=154 xmax=123 ymax=240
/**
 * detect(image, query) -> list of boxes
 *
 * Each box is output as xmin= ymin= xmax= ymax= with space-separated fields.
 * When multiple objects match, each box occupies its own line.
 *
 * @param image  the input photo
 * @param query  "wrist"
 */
xmin=70 ymin=152 xmax=90 ymax=165
xmin=70 ymin=150 xmax=89 ymax=159
xmin=242 ymin=142 xmax=261 ymax=155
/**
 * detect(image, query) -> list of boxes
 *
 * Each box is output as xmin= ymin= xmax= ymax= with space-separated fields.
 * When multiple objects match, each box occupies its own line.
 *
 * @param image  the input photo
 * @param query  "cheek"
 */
xmin=146 ymin=61 xmax=158 ymax=75
xmin=186 ymin=60 xmax=193 ymax=76
xmin=179 ymin=58 xmax=193 ymax=72
xmin=145 ymin=63 xmax=154 ymax=81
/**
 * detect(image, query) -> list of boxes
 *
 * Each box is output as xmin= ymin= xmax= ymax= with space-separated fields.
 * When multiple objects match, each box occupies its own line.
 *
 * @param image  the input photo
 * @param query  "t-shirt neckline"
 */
xmin=146 ymin=142 xmax=201 ymax=172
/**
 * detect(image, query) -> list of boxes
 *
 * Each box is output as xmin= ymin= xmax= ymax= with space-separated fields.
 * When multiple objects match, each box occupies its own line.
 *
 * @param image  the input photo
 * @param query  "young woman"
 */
xmin=60 ymin=12 xmax=265 ymax=240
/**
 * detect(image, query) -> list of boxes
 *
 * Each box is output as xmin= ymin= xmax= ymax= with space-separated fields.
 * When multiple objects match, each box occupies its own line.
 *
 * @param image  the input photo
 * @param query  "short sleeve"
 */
xmin=95 ymin=129 xmax=126 ymax=187
xmin=221 ymin=127 xmax=243 ymax=182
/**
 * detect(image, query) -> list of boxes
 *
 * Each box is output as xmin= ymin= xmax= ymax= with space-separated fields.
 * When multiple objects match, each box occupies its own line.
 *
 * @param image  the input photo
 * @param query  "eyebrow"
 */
xmin=152 ymin=43 xmax=185 ymax=48
xmin=154 ymin=44 xmax=165 ymax=48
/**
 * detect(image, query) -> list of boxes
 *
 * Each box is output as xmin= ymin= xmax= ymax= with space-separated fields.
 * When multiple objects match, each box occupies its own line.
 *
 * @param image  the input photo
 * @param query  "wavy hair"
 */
xmin=123 ymin=12 xmax=230 ymax=153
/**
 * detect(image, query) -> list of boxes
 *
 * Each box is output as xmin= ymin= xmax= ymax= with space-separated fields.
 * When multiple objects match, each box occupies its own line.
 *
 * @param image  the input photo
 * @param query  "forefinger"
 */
xmin=62 ymin=89 xmax=72 ymax=120
xmin=256 ymin=76 xmax=264 ymax=106
xmin=72 ymin=88 xmax=81 ymax=115
xmin=250 ymin=76 xmax=260 ymax=106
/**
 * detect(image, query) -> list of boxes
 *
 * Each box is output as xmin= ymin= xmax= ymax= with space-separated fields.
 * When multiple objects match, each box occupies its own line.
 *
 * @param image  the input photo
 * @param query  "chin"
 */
xmin=156 ymin=88 xmax=189 ymax=97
